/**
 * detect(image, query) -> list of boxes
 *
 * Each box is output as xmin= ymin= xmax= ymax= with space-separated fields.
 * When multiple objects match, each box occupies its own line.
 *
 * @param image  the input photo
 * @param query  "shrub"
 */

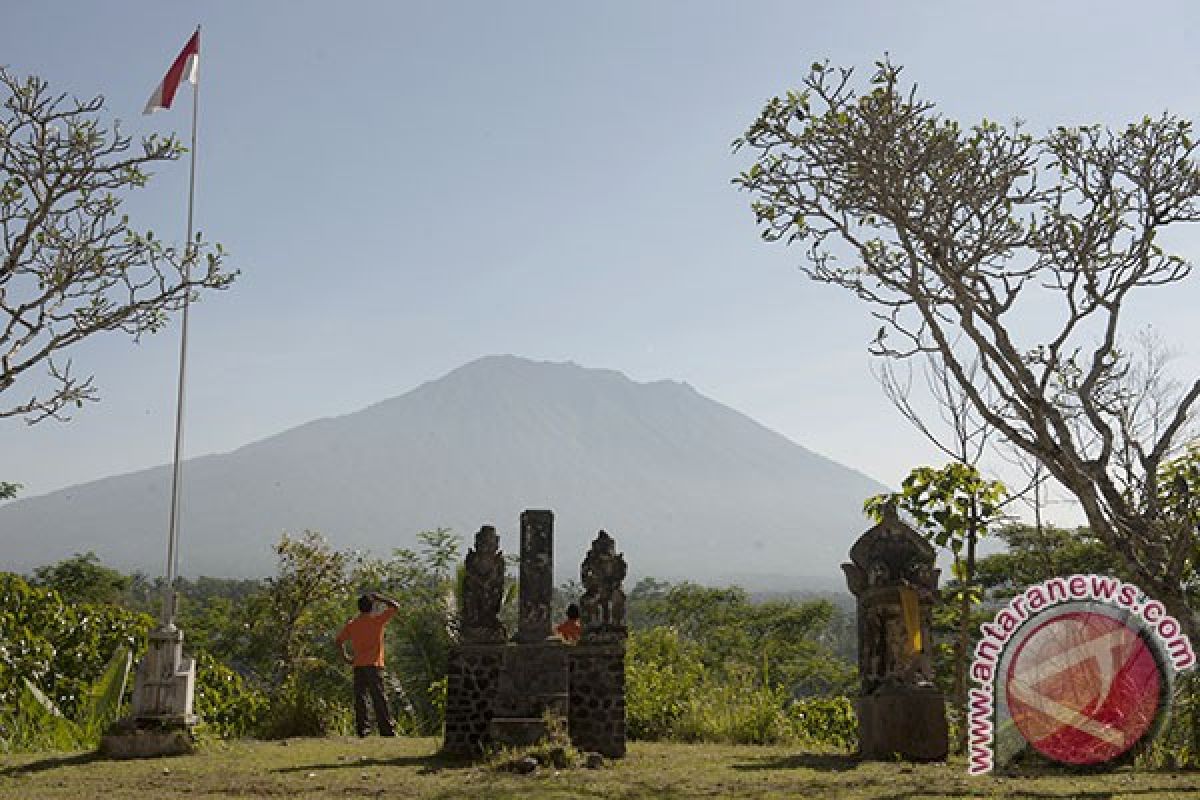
xmin=256 ymin=670 xmax=351 ymax=739
xmin=193 ymin=652 xmax=267 ymax=739
xmin=0 ymin=573 xmax=152 ymax=720
xmin=673 ymin=681 xmax=794 ymax=745
xmin=787 ymin=695 xmax=857 ymax=751
xmin=626 ymin=627 xmax=706 ymax=740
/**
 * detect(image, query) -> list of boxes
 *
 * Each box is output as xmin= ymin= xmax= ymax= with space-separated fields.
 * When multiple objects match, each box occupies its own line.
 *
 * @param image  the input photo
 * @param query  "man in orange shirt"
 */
xmin=335 ymin=591 xmax=400 ymax=737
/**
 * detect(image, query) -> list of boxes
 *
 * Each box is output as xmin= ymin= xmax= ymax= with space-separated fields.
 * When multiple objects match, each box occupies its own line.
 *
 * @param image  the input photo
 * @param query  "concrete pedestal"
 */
xmin=855 ymin=687 xmax=948 ymax=761
xmin=100 ymin=729 xmax=195 ymax=759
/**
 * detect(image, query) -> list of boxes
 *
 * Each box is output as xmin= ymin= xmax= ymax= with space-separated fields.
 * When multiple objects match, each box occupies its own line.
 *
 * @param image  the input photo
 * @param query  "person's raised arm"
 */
xmin=370 ymin=591 xmax=401 ymax=610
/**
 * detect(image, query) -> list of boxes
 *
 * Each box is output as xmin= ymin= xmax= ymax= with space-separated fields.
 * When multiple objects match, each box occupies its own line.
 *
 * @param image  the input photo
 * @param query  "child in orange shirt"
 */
xmin=555 ymin=603 xmax=582 ymax=644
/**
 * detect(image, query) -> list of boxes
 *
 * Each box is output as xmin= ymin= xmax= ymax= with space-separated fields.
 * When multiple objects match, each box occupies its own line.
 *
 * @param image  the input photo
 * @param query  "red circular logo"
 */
xmin=1005 ymin=610 xmax=1164 ymax=765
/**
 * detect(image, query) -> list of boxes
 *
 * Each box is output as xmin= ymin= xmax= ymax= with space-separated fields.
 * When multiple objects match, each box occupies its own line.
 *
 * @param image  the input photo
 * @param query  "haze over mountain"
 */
xmin=0 ymin=356 xmax=888 ymax=587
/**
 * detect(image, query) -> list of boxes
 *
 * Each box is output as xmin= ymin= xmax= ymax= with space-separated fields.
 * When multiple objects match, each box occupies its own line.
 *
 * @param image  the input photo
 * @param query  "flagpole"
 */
xmin=162 ymin=24 xmax=201 ymax=627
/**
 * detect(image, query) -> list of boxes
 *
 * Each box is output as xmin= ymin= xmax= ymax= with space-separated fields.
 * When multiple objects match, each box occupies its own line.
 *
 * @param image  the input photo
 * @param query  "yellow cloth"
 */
xmin=899 ymin=586 xmax=921 ymax=653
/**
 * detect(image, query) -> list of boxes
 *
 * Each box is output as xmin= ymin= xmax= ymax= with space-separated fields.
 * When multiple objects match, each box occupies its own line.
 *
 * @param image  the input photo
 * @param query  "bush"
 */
xmin=193 ymin=653 xmax=267 ymax=739
xmin=673 ymin=681 xmax=794 ymax=745
xmin=256 ymin=670 xmax=351 ymax=739
xmin=787 ymin=695 xmax=857 ymax=751
xmin=626 ymin=627 xmax=706 ymax=740
xmin=0 ymin=573 xmax=152 ymax=720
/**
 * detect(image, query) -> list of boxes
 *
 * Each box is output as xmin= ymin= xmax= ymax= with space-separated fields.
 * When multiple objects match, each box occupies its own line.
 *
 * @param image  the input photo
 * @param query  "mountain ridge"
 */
xmin=0 ymin=355 xmax=886 ymax=586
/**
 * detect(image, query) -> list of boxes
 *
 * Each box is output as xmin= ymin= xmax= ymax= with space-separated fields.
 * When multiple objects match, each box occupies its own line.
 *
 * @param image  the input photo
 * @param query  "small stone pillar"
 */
xmin=516 ymin=509 xmax=554 ymax=643
xmin=843 ymin=504 xmax=948 ymax=761
xmin=568 ymin=530 xmax=628 ymax=757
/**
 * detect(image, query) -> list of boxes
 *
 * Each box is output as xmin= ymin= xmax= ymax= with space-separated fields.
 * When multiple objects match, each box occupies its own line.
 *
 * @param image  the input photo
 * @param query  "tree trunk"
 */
xmin=954 ymin=526 xmax=977 ymax=753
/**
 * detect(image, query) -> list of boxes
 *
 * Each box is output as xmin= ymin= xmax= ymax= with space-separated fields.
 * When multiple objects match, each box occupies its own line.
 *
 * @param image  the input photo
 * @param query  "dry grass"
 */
xmin=2 ymin=737 xmax=1200 ymax=799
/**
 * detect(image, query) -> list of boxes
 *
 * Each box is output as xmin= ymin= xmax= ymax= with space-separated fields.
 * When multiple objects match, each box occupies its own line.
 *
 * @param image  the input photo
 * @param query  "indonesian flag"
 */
xmin=144 ymin=30 xmax=199 ymax=114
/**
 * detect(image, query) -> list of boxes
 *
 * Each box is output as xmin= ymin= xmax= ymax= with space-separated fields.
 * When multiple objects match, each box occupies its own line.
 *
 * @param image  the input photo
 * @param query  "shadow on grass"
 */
xmin=0 ymin=750 xmax=104 ymax=777
xmin=732 ymin=751 xmax=862 ymax=772
xmin=276 ymin=751 xmax=476 ymax=775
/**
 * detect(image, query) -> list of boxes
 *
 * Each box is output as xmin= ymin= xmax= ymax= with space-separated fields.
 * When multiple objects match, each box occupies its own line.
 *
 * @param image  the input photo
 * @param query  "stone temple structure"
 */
xmin=443 ymin=511 xmax=628 ymax=757
xmin=842 ymin=502 xmax=948 ymax=761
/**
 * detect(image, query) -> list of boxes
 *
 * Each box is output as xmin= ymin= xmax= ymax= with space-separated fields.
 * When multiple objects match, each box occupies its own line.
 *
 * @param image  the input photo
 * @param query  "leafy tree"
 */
xmin=31 ymin=551 xmax=131 ymax=606
xmin=865 ymin=463 xmax=1007 ymax=711
xmin=736 ymin=57 xmax=1200 ymax=639
xmin=0 ymin=482 xmax=17 ymax=500
xmin=0 ymin=68 xmax=234 ymax=423
xmin=975 ymin=523 xmax=1130 ymax=594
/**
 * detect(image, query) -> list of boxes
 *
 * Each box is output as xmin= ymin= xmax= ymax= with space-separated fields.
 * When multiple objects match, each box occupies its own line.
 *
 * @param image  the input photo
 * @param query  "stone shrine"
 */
xmin=569 ymin=531 xmax=628 ymax=756
xmin=842 ymin=502 xmax=948 ymax=761
xmin=443 ymin=512 xmax=628 ymax=758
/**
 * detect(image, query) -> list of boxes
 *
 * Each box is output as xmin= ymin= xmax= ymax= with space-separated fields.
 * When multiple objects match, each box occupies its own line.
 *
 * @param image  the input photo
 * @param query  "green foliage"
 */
xmin=0 ymin=482 xmax=18 ymax=500
xmin=864 ymin=463 xmax=1007 ymax=554
xmin=672 ymin=682 xmax=795 ymax=745
xmin=1139 ymin=671 xmax=1200 ymax=769
xmin=626 ymin=625 xmax=856 ymax=749
xmin=633 ymin=582 xmax=848 ymax=697
xmin=975 ymin=524 xmax=1128 ymax=594
xmin=0 ymin=572 xmax=152 ymax=720
xmin=626 ymin=627 xmax=706 ymax=739
xmin=0 ymin=645 xmax=131 ymax=753
xmin=193 ymin=652 xmax=267 ymax=739
xmin=625 ymin=578 xmax=855 ymax=747
xmin=256 ymin=669 xmax=351 ymax=740
xmin=31 ymin=551 xmax=132 ymax=606
xmin=787 ymin=696 xmax=857 ymax=750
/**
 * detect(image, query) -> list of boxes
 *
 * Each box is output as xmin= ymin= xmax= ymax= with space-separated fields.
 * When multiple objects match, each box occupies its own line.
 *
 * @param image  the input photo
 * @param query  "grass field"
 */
xmin=3 ymin=737 xmax=1200 ymax=799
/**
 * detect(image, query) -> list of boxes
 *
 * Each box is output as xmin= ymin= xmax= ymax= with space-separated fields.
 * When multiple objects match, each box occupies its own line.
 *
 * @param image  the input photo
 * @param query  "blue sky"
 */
xmin=3 ymin=1 xmax=1199 ymax=527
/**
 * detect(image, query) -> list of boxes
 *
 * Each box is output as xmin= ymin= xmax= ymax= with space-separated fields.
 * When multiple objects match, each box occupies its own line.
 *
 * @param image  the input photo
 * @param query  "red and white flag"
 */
xmin=144 ymin=30 xmax=200 ymax=115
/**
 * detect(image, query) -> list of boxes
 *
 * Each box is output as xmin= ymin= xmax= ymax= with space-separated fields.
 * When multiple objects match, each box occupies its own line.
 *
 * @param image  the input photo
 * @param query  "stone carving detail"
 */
xmin=843 ymin=502 xmax=947 ymax=761
xmin=461 ymin=525 xmax=506 ymax=644
xmin=516 ymin=510 xmax=555 ymax=643
xmin=580 ymin=530 xmax=627 ymax=637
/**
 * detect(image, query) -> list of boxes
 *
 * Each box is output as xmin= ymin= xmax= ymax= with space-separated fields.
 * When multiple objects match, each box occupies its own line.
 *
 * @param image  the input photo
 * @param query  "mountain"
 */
xmin=0 ymin=356 xmax=887 ymax=586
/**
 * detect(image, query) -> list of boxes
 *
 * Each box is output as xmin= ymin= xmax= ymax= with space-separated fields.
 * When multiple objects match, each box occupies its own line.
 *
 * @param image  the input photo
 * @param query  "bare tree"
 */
xmin=736 ymin=58 xmax=1200 ymax=637
xmin=1 ymin=69 xmax=234 ymax=424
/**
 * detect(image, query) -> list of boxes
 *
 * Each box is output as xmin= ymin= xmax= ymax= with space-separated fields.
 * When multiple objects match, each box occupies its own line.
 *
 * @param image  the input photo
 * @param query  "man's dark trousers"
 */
xmin=353 ymin=666 xmax=395 ymax=736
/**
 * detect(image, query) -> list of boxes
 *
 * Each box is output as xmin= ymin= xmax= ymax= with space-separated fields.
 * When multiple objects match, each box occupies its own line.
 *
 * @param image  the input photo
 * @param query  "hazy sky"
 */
xmin=3 ymin=1 xmax=1199 ymax=529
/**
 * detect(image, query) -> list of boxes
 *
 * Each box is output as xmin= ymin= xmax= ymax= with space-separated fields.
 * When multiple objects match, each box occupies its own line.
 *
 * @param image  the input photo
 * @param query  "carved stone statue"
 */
xmin=461 ymin=525 xmax=506 ymax=643
xmin=843 ymin=504 xmax=939 ymax=692
xmin=580 ymin=530 xmax=627 ymax=635
xmin=843 ymin=502 xmax=947 ymax=760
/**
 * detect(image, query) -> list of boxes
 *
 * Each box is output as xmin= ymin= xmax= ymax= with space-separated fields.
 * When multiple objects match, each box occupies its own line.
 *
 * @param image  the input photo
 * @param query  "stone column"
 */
xmin=516 ymin=509 xmax=554 ymax=643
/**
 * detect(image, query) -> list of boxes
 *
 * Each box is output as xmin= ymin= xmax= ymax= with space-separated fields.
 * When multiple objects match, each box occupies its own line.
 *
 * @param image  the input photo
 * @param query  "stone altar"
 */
xmin=442 ymin=515 xmax=628 ymax=758
xmin=843 ymin=502 xmax=948 ymax=761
